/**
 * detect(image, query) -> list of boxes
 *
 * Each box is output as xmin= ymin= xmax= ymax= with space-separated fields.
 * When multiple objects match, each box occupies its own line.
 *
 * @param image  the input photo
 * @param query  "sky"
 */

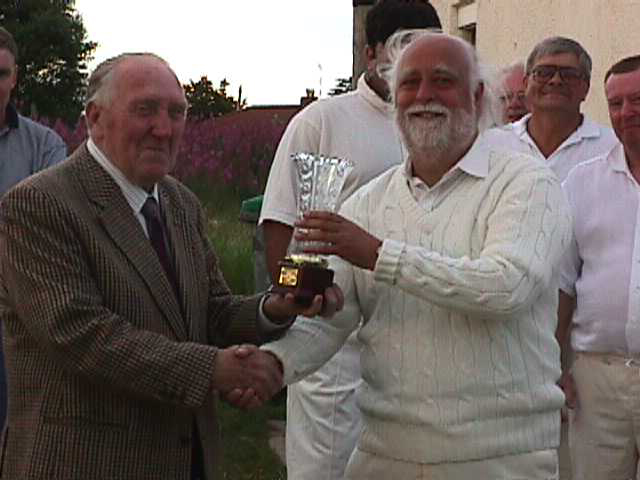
xmin=74 ymin=1 xmax=354 ymax=106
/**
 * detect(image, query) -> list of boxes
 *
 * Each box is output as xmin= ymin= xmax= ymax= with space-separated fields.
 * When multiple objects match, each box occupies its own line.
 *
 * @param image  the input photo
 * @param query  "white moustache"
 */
xmin=405 ymin=102 xmax=450 ymax=116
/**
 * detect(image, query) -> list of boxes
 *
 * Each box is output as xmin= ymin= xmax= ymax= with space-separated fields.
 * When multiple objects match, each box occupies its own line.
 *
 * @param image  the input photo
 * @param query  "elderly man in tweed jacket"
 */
xmin=0 ymin=53 xmax=341 ymax=480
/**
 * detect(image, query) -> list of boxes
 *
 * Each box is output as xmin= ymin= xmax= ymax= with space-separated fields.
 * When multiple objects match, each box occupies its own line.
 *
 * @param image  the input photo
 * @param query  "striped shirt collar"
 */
xmin=86 ymin=137 xmax=159 ymax=215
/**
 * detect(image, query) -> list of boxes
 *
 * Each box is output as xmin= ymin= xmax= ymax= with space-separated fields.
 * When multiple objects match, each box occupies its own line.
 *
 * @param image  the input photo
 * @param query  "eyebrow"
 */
xmin=432 ymin=63 xmax=458 ymax=77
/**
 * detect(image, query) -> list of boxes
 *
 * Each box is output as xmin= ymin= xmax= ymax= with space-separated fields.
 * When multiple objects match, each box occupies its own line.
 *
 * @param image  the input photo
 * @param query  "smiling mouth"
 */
xmin=410 ymin=112 xmax=446 ymax=120
xmin=144 ymin=146 xmax=169 ymax=153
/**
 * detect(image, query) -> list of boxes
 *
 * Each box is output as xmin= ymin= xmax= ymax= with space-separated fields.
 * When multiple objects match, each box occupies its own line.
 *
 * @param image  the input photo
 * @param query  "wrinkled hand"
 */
xmin=558 ymin=370 xmax=577 ymax=419
xmin=263 ymin=283 xmax=344 ymax=321
xmin=295 ymin=211 xmax=382 ymax=270
xmin=214 ymin=344 xmax=283 ymax=409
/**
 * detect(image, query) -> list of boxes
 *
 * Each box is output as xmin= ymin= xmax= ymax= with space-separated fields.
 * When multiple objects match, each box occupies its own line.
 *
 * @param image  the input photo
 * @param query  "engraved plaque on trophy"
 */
xmin=273 ymin=153 xmax=354 ymax=306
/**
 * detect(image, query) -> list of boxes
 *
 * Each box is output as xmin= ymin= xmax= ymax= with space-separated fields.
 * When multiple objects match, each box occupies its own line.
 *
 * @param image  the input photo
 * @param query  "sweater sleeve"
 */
xmin=374 ymin=169 xmax=572 ymax=317
xmin=260 ymin=253 xmax=361 ymax=385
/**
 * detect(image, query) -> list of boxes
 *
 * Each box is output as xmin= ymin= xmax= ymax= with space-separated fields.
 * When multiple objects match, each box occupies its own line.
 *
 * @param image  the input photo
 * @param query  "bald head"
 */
xmin=86 ymin=53 xmax=182 ymax=111
xmin=384 ymin=32 xmax=478 ymax=105
xmin=84 ymin=52 xmax=187 ymax=190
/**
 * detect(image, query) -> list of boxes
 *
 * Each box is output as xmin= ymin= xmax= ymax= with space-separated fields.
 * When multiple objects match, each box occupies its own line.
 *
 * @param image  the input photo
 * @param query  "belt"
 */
xmin=577 ymin=351 xmax=640 ymax=367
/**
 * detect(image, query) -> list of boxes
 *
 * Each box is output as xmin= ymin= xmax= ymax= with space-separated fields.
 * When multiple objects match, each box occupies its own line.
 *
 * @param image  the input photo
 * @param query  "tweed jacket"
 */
xmin=0 ymin=145 xmax=264 ymax=480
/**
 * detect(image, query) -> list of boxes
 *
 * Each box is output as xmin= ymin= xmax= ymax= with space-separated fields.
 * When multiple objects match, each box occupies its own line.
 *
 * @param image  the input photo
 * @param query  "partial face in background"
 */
xmin=606 ymin=68 xmax=640 ymax=155
xmin=500 ymin=65 xmax=528 ymax=123
xmin=365 ymin=42 xmax=391 ymax=100
xmin=394 ymin=35 xmax=481 ymax=158
xmin=525 ymin=52 xmax=589 ymax=114
xmin=0 ymin=48 xmax=17 ymax=114
xmin=86 ymin=55 xmax=188 ymax=190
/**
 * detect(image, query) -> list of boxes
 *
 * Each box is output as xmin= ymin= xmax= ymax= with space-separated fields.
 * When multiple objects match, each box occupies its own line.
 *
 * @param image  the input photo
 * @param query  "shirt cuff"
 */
xmin=257 ymin=294 xmax=295 ymax=333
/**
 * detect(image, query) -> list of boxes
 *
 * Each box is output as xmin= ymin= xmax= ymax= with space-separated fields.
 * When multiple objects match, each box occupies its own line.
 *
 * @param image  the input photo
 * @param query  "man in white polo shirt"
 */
xmin=488 ymin=37 xmax=618 ymax=479
xmin=558 ymin=54 xmax=640 ymax=480
xmin=489 ymin=36 xmax=617 ymax=182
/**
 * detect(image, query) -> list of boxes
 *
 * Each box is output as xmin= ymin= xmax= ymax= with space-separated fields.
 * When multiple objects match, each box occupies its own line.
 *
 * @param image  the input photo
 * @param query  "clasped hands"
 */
xmin=217 ymin=280 xmax=346 ymax=410
xmin=213 ymin=344 xmax=284 ymax=410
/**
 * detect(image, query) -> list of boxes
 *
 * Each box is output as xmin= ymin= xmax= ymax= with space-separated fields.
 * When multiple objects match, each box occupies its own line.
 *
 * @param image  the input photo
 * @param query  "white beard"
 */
xmin=397 ymin=101 xmax=476 ymax=159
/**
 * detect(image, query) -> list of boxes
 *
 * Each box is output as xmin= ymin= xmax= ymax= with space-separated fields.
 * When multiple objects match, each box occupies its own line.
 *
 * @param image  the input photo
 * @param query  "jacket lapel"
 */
xmin=75 ymin=146 xmax=188 ymax=340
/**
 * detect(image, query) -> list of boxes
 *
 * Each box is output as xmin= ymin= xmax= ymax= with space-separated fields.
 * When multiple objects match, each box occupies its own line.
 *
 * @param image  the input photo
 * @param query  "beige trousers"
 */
xmin=344 ymin=447 xmax=558 ymax=480
xmin=570 ymin=352 xmax=640 ymax=480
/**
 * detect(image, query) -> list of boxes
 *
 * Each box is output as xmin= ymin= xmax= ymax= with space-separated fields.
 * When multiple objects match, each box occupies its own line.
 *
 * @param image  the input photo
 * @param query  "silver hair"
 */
xmin=85 ymin=52 xmax=179 ymax=109
xmin=379 ymin=29 xmax=502 ymax=132
xmin=500 ymin=61 xmax=525 ymax=79
xmin=525 ymin=36 xmax=592 ymax=83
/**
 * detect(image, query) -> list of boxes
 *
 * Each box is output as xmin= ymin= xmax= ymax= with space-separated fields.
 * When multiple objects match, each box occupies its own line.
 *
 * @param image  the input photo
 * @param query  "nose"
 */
xmin=152 ymin=110 xmax=172 ymax=138
xmin=414 ymin=79 xmax=434 ymax=103
xmin=547 ymin=69 xmax=564 ymax=84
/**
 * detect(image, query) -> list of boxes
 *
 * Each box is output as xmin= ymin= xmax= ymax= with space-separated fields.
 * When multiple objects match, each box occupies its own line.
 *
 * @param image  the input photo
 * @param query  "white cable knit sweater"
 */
xmin=263 ymin=134 xmax=572 ymax=464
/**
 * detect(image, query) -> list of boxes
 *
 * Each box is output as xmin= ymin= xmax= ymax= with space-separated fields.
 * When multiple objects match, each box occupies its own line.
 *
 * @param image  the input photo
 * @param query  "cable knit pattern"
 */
xmin=262 ymin=136 xmax=572 ymax=464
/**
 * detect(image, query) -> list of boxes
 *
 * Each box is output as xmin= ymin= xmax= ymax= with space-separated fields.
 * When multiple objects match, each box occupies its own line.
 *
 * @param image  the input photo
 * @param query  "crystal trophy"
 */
xmin=273 ymin=153 xmax=354 ymax=306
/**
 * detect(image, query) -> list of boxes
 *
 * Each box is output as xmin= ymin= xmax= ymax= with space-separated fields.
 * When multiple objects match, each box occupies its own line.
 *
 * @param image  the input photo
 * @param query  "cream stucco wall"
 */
xmin=429 ymin=0 xmax=640 ymax=125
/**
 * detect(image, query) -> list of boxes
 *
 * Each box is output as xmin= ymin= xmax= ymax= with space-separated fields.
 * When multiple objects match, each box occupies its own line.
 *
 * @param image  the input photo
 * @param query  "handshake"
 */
xmin=212 ymin=282 xmax=345 ymax=409
xmin=212 ymin=344 xmax=284 ymax=410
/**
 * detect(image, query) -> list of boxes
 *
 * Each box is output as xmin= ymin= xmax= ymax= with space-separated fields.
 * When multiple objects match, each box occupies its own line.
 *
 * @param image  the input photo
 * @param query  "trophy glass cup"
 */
xmin=273 ymin=152 xmax=354 ymax=306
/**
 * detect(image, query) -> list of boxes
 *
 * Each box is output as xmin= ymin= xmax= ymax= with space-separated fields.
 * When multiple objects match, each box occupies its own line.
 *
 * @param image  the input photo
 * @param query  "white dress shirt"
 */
xmin=87 ymin=137 xmax=158 ymax=237
xmin=560 ymin=144 xmax=640 ymax=355
xmin=486 ymin=113 xmax=619 ymax=181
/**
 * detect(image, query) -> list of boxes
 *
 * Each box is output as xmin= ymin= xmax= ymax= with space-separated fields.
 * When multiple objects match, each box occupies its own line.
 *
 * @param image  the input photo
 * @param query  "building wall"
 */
xmin=429 ymin=0 xmax=640 ymax=125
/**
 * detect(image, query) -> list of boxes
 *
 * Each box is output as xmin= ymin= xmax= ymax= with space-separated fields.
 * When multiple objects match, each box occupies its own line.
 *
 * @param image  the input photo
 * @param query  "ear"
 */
xmin=85 ymin=101 xmax=105 ymax=141
xmin=364 ymin=44 xmax=376 ymax=63
xmin=10 ymin=65 xmax=17 ymax=91
xmin=580 ymin=80 xmax=590 ymax=102
xmin=474 ymin=81 xmax=484 ymax=106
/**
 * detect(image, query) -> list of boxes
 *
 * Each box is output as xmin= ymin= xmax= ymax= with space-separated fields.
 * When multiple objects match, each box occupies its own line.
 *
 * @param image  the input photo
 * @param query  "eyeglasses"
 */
xmin=530 ymin=65 xmax=585 ymax=84
xmin=499 ymin=91 xmax=526 ymax=104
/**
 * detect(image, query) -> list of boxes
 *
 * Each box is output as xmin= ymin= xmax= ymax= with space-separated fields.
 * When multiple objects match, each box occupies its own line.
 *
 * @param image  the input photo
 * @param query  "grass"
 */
xmin=188 ymin=179 xmax=257 ymax=294
xmin=216 ymin=399 xmax=287 ymax=480
xmin=187 ymin=178 xmax=288 ymax=479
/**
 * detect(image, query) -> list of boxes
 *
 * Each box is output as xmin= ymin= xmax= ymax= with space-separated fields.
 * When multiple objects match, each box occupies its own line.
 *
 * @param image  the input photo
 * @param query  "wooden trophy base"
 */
xmin=273 ymin=256 xmax=334 ymax=307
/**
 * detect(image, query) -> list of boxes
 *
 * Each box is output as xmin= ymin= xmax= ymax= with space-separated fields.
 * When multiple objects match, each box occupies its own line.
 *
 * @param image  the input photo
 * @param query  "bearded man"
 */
xmin=260 ymin=31 xmax=572 ymax=479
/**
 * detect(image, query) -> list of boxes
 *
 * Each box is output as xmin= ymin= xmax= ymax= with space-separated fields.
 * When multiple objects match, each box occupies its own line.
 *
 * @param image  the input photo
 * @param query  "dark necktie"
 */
xmin=142 ymin=198 xmax=203 ymax=477
xmin=140 ymin=196 xmax=178 ymax=294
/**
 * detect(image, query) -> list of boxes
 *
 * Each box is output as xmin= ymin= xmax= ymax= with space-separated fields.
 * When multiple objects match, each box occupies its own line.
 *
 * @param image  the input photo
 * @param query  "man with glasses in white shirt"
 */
xmin=487 ymin=36 xmax=619 ymax=480
xmin=489 ymin=36 xmax=617 ymax=182
xmin=558 ymin=54 xmax=640 ymax=480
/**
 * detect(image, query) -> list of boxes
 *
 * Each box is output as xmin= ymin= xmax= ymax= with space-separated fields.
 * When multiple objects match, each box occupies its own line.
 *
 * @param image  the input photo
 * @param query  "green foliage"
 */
xmin=187 ymin=178 xmax=256 ymax=294
xmin=329 ymin=76 xmax=353 ymax=96
xmin=184 ymin=76 xmax=245 ymax=120
xmin=1 ymin=0 xmax=97 ymax=125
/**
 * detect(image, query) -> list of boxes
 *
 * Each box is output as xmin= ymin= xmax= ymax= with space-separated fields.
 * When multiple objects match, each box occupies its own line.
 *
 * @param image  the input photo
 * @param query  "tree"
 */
xmin=1 ymin=0 xmax=97 ymax=125
xmin=183 ymin=76 xmax=245 ymax=119
xmin=328 ymin=77 xmax=353 ymax=96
